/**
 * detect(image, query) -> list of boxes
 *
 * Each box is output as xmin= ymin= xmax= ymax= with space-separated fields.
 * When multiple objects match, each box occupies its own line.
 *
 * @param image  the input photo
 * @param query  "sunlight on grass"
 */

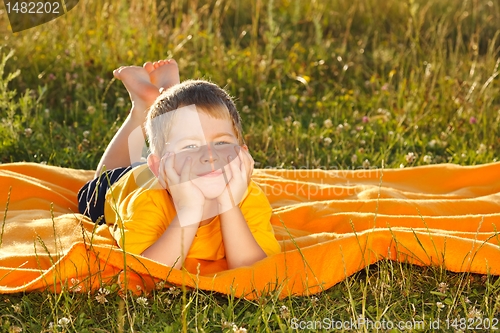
xmin=0 ymin=0 xmax=499 ymax=331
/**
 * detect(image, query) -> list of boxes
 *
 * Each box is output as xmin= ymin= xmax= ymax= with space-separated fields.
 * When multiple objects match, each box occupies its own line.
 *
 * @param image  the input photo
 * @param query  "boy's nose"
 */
xmin=200 ymin=144 xmax=219 ymax=163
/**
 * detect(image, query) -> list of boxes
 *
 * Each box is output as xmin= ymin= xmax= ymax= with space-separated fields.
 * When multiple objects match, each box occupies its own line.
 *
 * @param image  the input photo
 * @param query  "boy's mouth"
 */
xmin=198 ymin=169 xmax=224 ymax=177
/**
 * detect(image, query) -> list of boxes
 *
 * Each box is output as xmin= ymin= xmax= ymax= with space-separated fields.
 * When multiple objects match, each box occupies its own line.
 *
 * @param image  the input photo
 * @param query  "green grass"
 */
xmin=1 ymin=0 xmax=500 ymax=331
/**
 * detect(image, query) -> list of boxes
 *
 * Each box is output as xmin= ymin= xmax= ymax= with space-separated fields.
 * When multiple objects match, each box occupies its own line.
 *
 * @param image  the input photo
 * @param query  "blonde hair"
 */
xmin=145 ymin=79 xmax=244 ymax=156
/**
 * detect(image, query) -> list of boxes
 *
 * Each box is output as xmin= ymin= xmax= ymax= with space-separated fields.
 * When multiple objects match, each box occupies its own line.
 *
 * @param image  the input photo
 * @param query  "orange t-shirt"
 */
xmin=104 ymin=164 xmax=280 ymax=272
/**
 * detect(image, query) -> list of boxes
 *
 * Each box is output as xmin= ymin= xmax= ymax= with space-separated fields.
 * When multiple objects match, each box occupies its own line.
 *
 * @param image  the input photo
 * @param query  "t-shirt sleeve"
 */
xmin=105 ymin=188 xmax=174 ymax=255
xmin=241 ymin=181 xmax=281 ymax=256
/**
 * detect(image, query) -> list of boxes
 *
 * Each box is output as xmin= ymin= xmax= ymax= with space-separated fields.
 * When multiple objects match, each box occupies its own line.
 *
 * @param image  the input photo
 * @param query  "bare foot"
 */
xmin=113 ymin=66 xmax=161 ymax=122
xmin=146 ymin=59 xmax=180 ymax=93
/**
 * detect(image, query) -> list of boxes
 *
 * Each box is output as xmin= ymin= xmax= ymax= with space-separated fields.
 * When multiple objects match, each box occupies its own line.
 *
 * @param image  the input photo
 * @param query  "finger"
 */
xmin=238 ymin=150 xmax=248 ymax=182
xmin=245 ymin=150 xmax=255 ymax=177
xmin=179 ymin=156 xmax=192 ymax=183
xmin=229 ymin=154 xmax=244 ymax=185
xmin=233 ymin=145 xmax=243 ymax=167
xmin=238 ymin=148 xmax=253 ymax=183
xmin=158 ymin=155 xmax=168 ymax=189
xmin=164 ymin=152 xmax=180 ymax=183
xmin=225 ymin=155 xmax=238 ymax=204
xmin=236 ymin=147 xmax=250 ymax=170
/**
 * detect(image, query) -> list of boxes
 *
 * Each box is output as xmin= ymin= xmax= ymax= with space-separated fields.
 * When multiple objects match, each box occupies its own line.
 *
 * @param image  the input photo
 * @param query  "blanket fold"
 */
xmin=0 ymin=162 xmax=499 ymax=299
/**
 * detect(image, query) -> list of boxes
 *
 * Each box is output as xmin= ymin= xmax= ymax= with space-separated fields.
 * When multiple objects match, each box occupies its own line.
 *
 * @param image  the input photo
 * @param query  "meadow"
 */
xmin=1 ymin=0 xmax=500 ymax=331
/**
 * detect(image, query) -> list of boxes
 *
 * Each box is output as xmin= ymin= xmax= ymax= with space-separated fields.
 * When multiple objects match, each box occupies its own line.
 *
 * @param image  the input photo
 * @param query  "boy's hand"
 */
xmin=158 ymin=152 xmax=206 ymax=212
xmin=241 ymin=144 xmax=254 ymax=181
xmin=216 ymin=146 xmax=254 ymax=212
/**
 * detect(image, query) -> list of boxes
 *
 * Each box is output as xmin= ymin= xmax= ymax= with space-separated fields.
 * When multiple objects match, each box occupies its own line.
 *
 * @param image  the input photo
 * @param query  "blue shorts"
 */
xmin=77 ymin=166 xmax=133 ymax=224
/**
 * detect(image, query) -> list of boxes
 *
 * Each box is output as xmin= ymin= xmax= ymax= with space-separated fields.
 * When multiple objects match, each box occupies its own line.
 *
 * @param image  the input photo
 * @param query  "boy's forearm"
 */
xmin=220 ymin=207 xmax=266 ymax=269
xmin=95 ymin=112 xmax=145 ymax=177
xmin=141 ymin=209 xmax=202 ymax=269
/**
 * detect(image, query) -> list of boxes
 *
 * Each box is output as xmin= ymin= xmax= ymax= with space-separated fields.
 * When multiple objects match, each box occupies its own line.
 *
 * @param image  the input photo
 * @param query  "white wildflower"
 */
xmin=95 ymin=287 xmax=110 ymax=304
xmin=155 ymin=281 xmax=165 ymax=290
xmin=405 ymin=152 xmax=416 ymax=163
xmin=221 ymin=321 xmax=235 ymax=329
xmin=116 ymin=97 xmax=125 ymax=108
xmin=11 ymin=303 xmax=22 ymax=314
xmin=70 ymin=278 xmax=82 ymax=292
xmin=437 ymin=282 xmax=448 ymax=293
xmin=58 ymin=317 xmax=70 ymax=327
xmin=233 ymin=325 xmax=247 ymax=333
xmin=476 ymin=143 xmax=487 ymax=154
xmin=467 ymin=307 xmax=482 ymax=319
xmin=136 ymin=297 xmax=148 ymax=307
xmin=279 ymin=305 xmax=290 ymax=319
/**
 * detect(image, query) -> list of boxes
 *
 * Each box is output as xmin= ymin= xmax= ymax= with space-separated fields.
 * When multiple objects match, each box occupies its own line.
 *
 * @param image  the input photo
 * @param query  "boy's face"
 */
xmin=154 ymin=105 xmax=244 ymax=199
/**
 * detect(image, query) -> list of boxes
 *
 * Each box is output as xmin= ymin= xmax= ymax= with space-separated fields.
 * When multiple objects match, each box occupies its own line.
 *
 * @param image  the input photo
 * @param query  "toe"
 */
xmin=143 ymin=62 xmax=154 ymax=73
xmin=113 ymin=67 xmax=122 ymax=79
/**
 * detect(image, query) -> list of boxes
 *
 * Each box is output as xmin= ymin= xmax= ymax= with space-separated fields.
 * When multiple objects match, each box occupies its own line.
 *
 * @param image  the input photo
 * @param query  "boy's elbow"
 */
xmin=227 ymin=251 xmax=267 ymax=269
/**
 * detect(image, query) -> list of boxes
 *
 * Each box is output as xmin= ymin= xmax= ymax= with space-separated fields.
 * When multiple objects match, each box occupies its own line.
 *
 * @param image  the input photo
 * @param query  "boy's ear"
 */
xmin=147 ymin=153 xmax=161 ymax=178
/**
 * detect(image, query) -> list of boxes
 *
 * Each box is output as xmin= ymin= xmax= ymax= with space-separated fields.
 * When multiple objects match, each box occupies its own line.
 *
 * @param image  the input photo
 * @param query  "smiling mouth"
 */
xmin=198 ymin=169 xmax=224 ymax=177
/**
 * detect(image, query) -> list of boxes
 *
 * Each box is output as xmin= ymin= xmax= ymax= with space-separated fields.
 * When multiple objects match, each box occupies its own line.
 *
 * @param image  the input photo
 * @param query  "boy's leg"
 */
xmin=94 ymin=66 xmax=160 ymax=177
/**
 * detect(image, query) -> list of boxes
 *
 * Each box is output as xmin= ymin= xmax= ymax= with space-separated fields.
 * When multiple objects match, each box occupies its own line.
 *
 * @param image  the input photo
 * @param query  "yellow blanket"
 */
xmin=0 ymin=162 xmax=499 ymax=299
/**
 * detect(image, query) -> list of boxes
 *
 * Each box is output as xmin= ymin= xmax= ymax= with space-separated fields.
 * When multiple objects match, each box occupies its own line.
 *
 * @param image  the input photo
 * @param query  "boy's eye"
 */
xmin=182 ymin=141 xmax=231 ymax=149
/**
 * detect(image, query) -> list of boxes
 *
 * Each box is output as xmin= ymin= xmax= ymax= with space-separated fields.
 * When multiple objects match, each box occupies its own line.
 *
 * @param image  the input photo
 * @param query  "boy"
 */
xmin=78 ymin=59 xmax=281 ymax=271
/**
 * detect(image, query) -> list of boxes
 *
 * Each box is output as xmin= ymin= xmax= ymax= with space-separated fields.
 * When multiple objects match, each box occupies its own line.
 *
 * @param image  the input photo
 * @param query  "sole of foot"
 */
xmin=144 ymin=59 xmax=180 ymax=93
xmin=113 ymin=66 xmax=160 ymax=119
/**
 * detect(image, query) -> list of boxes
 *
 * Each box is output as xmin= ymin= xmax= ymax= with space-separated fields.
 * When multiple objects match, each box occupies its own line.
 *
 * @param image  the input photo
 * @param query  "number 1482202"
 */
xmin=5 ymin=2 xmax=60 ymax=14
